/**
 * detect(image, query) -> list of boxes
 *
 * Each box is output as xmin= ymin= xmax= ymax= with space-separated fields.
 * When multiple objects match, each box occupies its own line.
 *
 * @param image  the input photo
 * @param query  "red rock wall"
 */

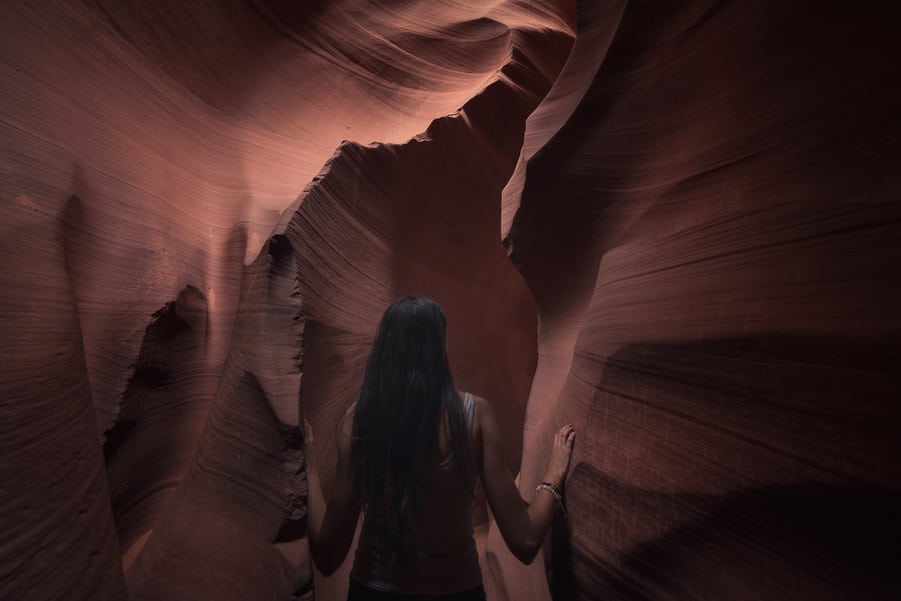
xmin=1 ymin=1 xmax=899 ymax=600
xmin=498 ymin=1 xmax=901 ymax=600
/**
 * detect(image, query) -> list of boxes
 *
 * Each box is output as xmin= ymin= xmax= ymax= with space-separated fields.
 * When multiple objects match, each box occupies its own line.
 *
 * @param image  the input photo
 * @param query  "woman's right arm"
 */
xmin=476 ymin=397 xmax=575 ymax=564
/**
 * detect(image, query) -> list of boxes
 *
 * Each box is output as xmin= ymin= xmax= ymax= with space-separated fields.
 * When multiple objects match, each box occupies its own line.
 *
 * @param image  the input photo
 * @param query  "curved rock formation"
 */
xmin=1 ymin=0 xmax=899 ymax=600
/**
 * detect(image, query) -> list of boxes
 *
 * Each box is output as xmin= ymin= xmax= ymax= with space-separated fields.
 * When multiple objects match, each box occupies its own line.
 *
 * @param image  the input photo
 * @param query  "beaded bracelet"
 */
xmin=536 ymin=481 xmax=567 ymax=518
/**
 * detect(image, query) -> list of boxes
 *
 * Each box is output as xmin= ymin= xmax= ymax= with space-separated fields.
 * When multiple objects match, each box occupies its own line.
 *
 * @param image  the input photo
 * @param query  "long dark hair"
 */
xmin=352 ymin=296 xmax=475 ymax=555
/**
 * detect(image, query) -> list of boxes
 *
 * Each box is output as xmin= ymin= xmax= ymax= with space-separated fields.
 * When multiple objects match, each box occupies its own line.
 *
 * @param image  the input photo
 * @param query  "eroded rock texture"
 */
xmin=1 ymin=1 xmax=899 ymax=600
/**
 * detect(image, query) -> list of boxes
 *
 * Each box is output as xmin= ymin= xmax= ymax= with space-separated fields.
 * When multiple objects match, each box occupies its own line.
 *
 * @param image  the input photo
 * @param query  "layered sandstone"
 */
xmin=1 ymin=1 xmax=899 ymax=600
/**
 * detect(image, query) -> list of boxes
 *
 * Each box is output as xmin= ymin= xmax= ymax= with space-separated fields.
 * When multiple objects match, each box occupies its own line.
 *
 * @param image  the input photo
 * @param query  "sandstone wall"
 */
xmin=1 ymin=1 xmax=898 ymax=600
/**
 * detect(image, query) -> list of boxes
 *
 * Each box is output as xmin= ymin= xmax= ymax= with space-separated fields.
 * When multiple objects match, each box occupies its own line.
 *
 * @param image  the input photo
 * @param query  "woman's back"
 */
xmin=350 ymin=393 xmax=482 ymax=595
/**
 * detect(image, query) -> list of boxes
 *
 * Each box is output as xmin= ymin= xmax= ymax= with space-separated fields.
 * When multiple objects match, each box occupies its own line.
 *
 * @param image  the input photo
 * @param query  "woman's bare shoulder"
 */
xmin=467 ymin=394 xmax=497 ymax=440
xmin=337 ymin=403 xmax=356 ymax=447
xmin=468 ymin=394 xmax=492 ymax=413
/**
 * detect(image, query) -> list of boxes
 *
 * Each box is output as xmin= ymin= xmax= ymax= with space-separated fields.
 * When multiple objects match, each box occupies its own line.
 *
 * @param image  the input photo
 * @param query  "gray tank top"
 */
xmin=463 ymin=392 xmax=475 ymax=433
xmin=437 ymin=392 xmax=474 ymax=469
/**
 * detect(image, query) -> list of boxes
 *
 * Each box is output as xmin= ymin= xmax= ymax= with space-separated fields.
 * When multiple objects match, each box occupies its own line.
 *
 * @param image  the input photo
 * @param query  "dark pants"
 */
xmin=347 ymin=580 xmax=487 ymax=601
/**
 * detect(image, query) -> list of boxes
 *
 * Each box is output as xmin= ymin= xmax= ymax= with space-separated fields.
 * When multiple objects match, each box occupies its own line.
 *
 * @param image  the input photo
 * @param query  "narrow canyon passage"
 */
xmin=1 ymin=1 xmax=899 ymax=600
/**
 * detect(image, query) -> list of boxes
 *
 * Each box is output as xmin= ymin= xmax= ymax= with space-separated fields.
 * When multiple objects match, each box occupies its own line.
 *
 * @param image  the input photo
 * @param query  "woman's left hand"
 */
xmin=304 ymin=418 xmax=317 ymax=470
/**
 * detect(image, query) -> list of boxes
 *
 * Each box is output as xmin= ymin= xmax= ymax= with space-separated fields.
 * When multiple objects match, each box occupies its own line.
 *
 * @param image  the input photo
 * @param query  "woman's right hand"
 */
xmin=545 ymin=424 xmax=576 ymax=487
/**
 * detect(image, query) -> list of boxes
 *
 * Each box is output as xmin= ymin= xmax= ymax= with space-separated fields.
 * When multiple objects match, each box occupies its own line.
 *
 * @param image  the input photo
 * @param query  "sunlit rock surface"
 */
xmin=1 ymin=1 xmax=899 ymax=600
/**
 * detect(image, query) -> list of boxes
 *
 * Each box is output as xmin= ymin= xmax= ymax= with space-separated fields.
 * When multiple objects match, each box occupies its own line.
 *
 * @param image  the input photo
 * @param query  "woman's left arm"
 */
xmin=305 ymin=407 xmax=360 ymax=577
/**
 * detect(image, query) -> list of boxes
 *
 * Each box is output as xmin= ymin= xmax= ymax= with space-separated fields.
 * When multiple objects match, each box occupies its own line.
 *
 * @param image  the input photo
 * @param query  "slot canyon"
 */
xmin=1 ymin=0 xmax=899 ymax=600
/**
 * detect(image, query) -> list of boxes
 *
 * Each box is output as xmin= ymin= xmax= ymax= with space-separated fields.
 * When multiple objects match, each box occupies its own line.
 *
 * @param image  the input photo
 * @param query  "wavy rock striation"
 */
xmin=500 ymin=1 xmax=901 ymax=600
xmin=1 ymin=0 xmax=900 ymax=600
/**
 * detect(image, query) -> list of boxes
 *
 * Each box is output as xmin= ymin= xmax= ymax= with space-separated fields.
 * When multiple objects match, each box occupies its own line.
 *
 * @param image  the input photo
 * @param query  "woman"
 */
xmin=305 ymin=296 xmax=576 ymax=600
